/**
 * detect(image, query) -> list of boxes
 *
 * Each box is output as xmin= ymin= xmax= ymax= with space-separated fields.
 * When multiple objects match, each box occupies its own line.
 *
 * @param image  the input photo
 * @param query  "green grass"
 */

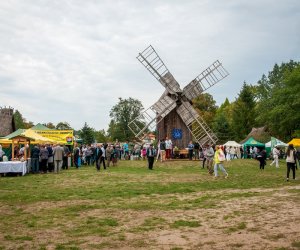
xmin=0 ymin=159 xmax=298 ymax=249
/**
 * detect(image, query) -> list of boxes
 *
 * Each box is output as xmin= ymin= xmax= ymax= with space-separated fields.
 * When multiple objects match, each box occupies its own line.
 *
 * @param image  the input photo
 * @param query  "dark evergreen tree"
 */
xmin=13 ymin=110 xmax=25 ymax=129
xmin=231 ymin=83 xmax=256 ymax=141
xmin=79 ymin=122 xmax=95 ymax=144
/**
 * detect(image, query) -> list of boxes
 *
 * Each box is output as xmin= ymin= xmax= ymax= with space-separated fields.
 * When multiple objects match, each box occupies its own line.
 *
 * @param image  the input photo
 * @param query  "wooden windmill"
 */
xmin=128 ymin=45 xmax=229 ymax=148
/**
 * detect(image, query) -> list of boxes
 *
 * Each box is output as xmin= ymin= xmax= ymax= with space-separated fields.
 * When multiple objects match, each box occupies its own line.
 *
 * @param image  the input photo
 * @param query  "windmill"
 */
xmin=128 ymin=45 xmax=229 ymax=148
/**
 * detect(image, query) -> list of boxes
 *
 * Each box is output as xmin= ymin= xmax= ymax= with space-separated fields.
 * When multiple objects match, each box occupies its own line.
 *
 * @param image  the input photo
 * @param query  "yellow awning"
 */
xmin=0 ymin=138 xmax=12 ymax=144
xmin=21 ymin=129 xmax=55 ymax=143
xmin=288 ymin=138 xmax=300 ymax=147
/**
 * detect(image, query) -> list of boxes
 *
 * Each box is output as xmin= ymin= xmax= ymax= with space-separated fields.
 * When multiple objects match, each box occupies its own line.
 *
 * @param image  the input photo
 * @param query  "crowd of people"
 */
xmin=0 ymin=138 xmax=299 ymax=181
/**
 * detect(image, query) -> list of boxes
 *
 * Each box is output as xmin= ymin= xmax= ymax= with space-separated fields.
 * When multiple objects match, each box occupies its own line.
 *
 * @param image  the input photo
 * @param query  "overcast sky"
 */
xmin=0 ymin=0 xmax=299 ymax=131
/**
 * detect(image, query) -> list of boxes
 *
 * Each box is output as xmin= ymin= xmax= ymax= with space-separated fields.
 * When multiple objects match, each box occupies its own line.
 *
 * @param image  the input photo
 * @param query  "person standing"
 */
xmin=286 ymin=144 xmax=297 ymax=181
xmin=63 ymin=145 xmax=70 ymax=169
xmin=206 ymin=144 xmax=215 ymax=175
xmin=270 ymin=146 xmax=280 ymax=168
xmin=53 ymin=144 xmax=64 ymax=173
xmin=73 ymin=145 xmax=80 ymax=168
xmin=194 ymin=142 xmax=200 ymax=160
xmin=39 ymin=145 xmax=49 ymax=173
xmin=31 ymin=144 xmax=40 ymax=173
xmin=165 ymin=136 xmax=173 ymax=160
xmin=188 ymin=141 xmax=194 ymax=160
xmin=96 ymin=144 xmax=106 ymax=171
xmin=106 ymin=144 xmax=113 ymax=167
xmin=257 ymin=148 xmax=267 ymax=170
xmin=213 ymin=145 xmax=228 ymax=178
xmin=95 ymin=144 xmax=102 ymax=171
xmin=159 ymin=138 xmax=166 ymax=162
xmin=47 ymin=144 xmax=54 ymax=172
xmin=146 ymin=144 xmax=156 ymax=170
xmin=202 ymin=145 xmax=207 ymax=168
xmin=123 ymin=141 xmax=129 ymax=160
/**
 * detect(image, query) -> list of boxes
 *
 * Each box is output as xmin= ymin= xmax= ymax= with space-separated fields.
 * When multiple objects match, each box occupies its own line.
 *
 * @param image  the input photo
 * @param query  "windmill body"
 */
xmin=129 ymin=45 xmax=229 ymax=148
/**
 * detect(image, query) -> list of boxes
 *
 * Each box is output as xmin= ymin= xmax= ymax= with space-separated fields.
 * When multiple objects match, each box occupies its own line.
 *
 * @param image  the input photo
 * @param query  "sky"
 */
xmin=0 ymin=0 xmax=299 ymax=131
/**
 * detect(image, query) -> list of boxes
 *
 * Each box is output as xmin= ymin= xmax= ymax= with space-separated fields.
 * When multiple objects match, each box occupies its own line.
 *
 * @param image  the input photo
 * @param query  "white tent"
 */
xmin=224 ymin=141 xmax=242 ymax=147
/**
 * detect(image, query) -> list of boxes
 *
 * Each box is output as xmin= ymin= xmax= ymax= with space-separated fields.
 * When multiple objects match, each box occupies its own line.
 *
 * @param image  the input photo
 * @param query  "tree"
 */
xmin=254 ymin=61 xmax=300 ymax=140
xmin=109 ymin=97 xmax=145 ymax=141
xmin=24 ymin=120 xmax=34 ymax=129
xmin=13 ymin=110 xmax=25 ymax=129
xmin=43 ymin=122 xmax=56 ymax=129
xmin=79 ymin=122 xmax=95 ymax=144
xmin=56 ymin=122 xmax=72 ymax=130
xmin=231 ymin=83 xmax=256 ymax=141
xmin=193 ymin=93 xmax=218 ymax=127
xmin=212 ymin=98 xmax=234 ymax=143
xmin=94 ymin=129 xmax=109 ymax=143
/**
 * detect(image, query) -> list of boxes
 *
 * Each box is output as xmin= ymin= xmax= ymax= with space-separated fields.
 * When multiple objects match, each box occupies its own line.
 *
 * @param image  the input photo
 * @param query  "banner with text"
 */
xmin=34 ymin=130 xmax=74 ymax=145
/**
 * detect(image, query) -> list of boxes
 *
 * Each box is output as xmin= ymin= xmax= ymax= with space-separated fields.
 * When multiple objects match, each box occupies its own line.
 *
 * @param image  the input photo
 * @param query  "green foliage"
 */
xmin=79 ymin=122 xmax=95 ymax=144
xmin=108 ymin=97 xmax=145 ymax=141
xmin=212 ymin=98 xmax=234 ymax=143
xmin=231 ymin=83 xmax=256 ymax=141
xmin=43 ymin=122 xmax=56 ymax=129
xmin=255 ymin=61 xmax=300 ymax=140
xmin=56 ymin=122 xmax=73 ymax=130
xmin=94 ymin=129 xmax=109 ymax=143
xmin=13 ymin=110 xmax=25 ymax=129
xmin=193 ymin=93 xmax=218 ymax=127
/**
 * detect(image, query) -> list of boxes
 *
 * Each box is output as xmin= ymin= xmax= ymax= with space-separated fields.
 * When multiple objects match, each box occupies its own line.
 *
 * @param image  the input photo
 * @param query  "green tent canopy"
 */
xmin=242 ymin=137 xmax=265 ymax=147
xmin=242 ymin=137 xmax=265 ymax=158
xmin=30 ymin=123 xmax=51 ymax=130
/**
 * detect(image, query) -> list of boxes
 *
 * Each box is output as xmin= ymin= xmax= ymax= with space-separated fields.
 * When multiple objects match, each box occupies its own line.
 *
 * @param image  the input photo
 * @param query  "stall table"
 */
xmin=0 ymin=161 xmax=27 ymax=176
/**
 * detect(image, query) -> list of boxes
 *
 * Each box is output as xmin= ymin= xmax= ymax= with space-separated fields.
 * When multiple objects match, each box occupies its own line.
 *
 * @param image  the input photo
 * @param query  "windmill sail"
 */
xmin=176 ymin=101 xmax=218 ymax=146
xmin=128 ymin=94 xmax=177 ymax=141
xmin=182 ymin=60 xmax=229 ymax=101
xmin=137 ymin=45 xmax=181 ymax=94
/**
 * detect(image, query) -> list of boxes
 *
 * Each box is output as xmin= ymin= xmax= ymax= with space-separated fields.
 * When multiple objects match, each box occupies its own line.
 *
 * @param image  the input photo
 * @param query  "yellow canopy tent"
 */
xmin=9 ymin=129 xmax=54 ymax=160
xmin=288 ymin=138 xmax=300 ymax=147
xmin=22 ymin=129 xmax=55 ymax=144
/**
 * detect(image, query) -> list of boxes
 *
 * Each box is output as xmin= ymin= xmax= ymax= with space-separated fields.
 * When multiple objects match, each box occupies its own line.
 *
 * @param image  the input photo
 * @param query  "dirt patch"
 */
xmin=1 ymin=185 xmax=299 ymax=249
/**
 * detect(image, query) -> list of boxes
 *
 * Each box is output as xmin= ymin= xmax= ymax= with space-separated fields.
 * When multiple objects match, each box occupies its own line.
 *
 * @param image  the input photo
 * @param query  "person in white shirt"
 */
xmin=165 ymin=137 xmax=173 ymax=160
xmin=270 ymin=146 xmax=280 ymax=168
xmin=286 ymin=144 xmax=297 ymax=181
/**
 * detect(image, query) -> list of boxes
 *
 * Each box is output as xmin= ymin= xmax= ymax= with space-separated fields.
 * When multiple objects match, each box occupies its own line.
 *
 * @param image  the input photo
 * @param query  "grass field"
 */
xmin=0 ymin=159 xmax=299 ymax=250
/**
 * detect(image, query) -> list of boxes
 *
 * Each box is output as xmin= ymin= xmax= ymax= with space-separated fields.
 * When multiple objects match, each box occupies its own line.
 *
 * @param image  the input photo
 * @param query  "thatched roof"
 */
xmin=240 ymin=126 xmax=271 ymax=144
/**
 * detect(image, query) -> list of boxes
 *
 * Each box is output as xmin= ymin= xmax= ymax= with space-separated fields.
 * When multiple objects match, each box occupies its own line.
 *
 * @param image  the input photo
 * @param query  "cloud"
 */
xmin=0 ymin=0 xmax=299 ymax=130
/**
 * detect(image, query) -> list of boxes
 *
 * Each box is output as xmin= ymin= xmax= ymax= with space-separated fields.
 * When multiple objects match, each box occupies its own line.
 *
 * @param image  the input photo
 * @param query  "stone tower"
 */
xmin=0 ymin=106 xmax=14 ymax=137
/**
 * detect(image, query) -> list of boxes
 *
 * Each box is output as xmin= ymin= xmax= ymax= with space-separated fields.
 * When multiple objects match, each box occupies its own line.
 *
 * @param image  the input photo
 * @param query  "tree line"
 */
xmin=10 ymin=60 xmax=300 ymax=144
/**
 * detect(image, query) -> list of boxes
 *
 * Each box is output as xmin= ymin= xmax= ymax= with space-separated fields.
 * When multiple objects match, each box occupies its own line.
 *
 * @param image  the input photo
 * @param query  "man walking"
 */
xmin=53 ymin=144 xmax=64 ymax=173
xmin=270 ymin=146 xmax=280 ymax=168
xmin=96 ymin=144 xmax=106 ymax=171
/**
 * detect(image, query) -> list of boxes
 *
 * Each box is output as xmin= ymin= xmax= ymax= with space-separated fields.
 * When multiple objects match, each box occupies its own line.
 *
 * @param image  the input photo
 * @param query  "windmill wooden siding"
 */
xmin=0 ymin=107 xmax=14 ymax=137
xmin=156 ymin=109 xmax=192 ymax=149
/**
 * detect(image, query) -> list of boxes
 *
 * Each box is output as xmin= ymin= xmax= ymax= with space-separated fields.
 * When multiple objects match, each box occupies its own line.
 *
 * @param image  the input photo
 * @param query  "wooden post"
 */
xmin=12 ymin=140 xmax=15 ymax=160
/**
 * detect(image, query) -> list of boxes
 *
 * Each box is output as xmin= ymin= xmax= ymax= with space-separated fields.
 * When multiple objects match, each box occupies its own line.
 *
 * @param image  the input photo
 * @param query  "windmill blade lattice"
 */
xmin=183 ymin=60 xmax=229 ymax=101
xmin=176 ymin=102 xmax=218 ymax=146
xmin=128 ymin=94 xmax=177 ymax=141
xmin=137 ymin=45 xmax=181 ymax=94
